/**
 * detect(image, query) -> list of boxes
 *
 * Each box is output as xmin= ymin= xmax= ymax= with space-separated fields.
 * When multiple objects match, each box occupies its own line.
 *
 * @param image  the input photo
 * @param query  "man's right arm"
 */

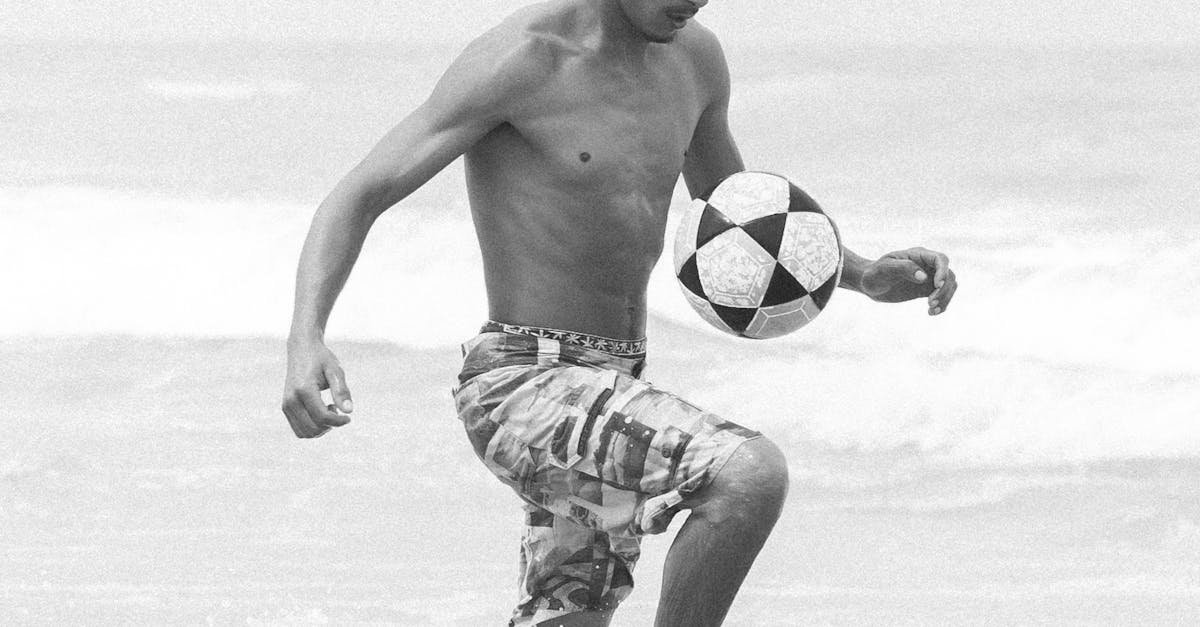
xmin=282 ymin=27 xmax=544 ymax=439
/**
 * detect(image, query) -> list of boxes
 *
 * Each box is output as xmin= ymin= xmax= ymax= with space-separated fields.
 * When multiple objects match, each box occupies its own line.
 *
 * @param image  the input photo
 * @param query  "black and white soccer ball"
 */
xmin=673 ymin=171 xmax=843 ymax=339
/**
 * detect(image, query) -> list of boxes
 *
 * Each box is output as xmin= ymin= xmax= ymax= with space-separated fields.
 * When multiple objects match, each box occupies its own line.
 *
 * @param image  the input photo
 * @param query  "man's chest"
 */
xmin=511 ymin=62 xmax=705 ymax=191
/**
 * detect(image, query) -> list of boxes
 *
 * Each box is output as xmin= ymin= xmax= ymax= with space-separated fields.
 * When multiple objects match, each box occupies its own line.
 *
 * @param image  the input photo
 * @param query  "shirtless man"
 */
xmin=282 ymin=1 xmax=958 ymax=625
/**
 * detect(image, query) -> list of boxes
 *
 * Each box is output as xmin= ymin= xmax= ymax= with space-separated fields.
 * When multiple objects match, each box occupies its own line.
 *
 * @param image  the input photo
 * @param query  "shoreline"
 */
xmin=6 ymin=334 xmax=1200 ymax=623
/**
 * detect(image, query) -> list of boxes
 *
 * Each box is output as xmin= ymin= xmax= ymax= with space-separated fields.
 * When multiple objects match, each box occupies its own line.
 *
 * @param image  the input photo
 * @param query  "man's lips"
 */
xmin=665 ymin=7 xmax=698 ymax=21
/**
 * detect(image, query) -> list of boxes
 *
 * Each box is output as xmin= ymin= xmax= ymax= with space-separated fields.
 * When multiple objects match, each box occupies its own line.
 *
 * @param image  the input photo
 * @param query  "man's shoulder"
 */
xmin=452 ymin=2 xmax=578 ymax=90
xmin=477 ymin=2 xmax=585 ymax=61
xmin=675 ymin=21 xmax=727 ymax=69
xmin=671 ymin=21 xmax=730 ymax=98
xmin=510 ymin=0 xmax=586 ymax=47
xmin=433 ymin=5 xmax=576 ymax=117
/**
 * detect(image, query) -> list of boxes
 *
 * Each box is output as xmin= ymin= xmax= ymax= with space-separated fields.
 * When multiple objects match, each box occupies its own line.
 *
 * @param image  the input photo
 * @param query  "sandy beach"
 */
xmin=5 ymin=3 xmax=1200 ymax=622
xmin=5 ymin=326 xmax=1200 ymax=624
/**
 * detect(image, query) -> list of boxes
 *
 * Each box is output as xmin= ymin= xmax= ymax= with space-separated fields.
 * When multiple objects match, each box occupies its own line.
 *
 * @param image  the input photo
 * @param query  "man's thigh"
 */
xmin=465 ymin=364 xmax=761 ymax=534
xmin=533 ymin=609 xmax=614 ymax=627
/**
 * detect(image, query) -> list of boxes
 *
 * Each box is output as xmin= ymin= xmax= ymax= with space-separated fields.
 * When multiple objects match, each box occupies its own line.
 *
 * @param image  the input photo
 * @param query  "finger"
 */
xmin=282 ymin=398 xmax=324 ymax=438
xmin=906 ymin=250 xmax=946 ymax=303
xmin=899 ymin=246 xmax=941 ymax=268
xmin=930 ymin=271 xmax=958 ymax=315
xmin=324 ymin=365 xmax=355 ymax=414
xmin=309 ymin=406 xmax=341 ymax=438
xmin=939 ymin=272 xmax=959 ymax=312
xmin=929 ymin=252 xmax=950 ymax=291
xmin=299 ymin=387 xmax=350 ymax=429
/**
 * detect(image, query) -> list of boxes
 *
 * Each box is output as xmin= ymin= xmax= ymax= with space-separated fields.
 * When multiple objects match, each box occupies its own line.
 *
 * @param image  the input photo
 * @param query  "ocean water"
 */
xmin=4 ymin=31 xmax=1200 ymax=625
xmin=3 ymin=40 xmax=1199 ymax=473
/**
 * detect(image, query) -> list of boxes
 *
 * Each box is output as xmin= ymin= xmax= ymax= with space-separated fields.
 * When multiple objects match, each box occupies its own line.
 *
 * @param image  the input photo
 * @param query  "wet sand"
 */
xmin=4 ymin=330 xmax=1200 ymax=624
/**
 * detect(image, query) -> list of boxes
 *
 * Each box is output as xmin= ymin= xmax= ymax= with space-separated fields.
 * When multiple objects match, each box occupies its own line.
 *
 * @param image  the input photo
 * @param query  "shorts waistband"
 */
xmin=481 ymin=320 xmax=647 ymax=358
xmin=457 ymin=323 xmax=647 ymax=385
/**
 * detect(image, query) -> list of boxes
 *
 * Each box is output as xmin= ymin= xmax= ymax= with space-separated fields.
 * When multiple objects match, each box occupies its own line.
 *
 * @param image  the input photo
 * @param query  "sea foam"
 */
xmin=0 ymin=186 xmax=485 ymax=345
xmin=3 ymin=185 xmax=1197 ymax=468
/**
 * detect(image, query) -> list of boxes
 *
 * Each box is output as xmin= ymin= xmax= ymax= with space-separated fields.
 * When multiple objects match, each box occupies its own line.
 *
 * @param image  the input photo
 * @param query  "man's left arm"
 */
xmin=681 ymin=28 xmax=958 ymax=316
xmin=681 ymin=26 xmax=742 ymax=196
xmin=840 ymin=247 xmax=958 ymax=316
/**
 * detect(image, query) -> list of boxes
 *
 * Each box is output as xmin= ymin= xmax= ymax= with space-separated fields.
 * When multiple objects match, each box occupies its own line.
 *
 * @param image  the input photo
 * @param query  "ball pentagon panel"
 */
xmin=777 ymin=212 xmax=842 ymax=292
xmin=695 ymin=227 xmax=776 ymax=309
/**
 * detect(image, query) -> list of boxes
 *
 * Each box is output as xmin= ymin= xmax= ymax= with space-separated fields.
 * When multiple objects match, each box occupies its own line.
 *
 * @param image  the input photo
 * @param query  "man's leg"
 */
xmin=511 ymin=500 xmax=637 ymax=627
xmin=532 ymin=608 xmax=613 ymax=627
xmin=654 ymin=437 xmax=789 ymax=626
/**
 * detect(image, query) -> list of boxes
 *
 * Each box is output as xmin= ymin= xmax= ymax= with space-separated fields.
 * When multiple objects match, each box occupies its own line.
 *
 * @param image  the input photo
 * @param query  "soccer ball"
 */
xmin=673 ymin=171 xmax=843 ymax=339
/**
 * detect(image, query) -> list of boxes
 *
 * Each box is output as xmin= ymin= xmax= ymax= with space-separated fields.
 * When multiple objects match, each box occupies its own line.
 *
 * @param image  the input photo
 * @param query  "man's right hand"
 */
xmin=281 ymin=338 xmax=354 ymax=439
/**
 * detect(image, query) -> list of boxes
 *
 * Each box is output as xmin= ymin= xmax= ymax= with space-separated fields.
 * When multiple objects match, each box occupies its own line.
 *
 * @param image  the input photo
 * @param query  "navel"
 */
xmin=579 ymin=151 xmax=591 ymax=163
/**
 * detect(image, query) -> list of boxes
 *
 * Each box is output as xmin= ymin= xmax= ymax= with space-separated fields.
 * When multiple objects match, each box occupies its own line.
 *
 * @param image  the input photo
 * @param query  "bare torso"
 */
xmin=463 ymin=4 xmax=714 ymax=340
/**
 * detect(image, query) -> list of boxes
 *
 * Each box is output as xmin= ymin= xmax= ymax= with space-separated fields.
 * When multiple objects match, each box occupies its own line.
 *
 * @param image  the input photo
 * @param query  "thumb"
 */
xmin=324 ymin=366 xmax=355 ymax=414
xmin=324 ymin=404 xmax=352 ymax=427
xmin=891 ymin=259 xmax=928 ymax=284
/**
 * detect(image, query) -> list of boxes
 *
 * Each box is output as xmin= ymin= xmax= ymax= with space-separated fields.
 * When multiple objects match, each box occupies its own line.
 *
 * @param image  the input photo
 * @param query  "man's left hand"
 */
xmin=859 ymin=247 xmax=958 ymax=315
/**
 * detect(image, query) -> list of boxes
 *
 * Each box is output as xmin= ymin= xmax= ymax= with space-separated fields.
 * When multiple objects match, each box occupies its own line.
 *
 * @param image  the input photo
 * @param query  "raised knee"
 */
xmin=698 ymin=437 xmax=789 ymax=520
xmin=736 ymin=437 xmax=790 ymax=502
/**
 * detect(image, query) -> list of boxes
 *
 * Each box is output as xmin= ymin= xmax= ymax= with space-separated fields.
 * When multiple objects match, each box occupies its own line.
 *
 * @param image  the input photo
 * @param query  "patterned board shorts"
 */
xmin=453 ymin=321 xmax=760 ymax=626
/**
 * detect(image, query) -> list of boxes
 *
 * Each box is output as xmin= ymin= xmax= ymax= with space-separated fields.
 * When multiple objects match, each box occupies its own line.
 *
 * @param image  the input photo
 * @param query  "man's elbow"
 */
xmin=331 ymin=167 xmax=403 ymax=220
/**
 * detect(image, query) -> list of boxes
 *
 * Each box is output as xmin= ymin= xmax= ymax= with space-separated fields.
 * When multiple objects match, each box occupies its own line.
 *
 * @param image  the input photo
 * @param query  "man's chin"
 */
xmin=645 ymin=31 xmax=677 ymax=44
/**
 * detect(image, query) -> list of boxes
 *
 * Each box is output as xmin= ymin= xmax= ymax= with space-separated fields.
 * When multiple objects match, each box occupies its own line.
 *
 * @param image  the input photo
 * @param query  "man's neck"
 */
xmin=586 ymin=0 xmax=655 ymax=62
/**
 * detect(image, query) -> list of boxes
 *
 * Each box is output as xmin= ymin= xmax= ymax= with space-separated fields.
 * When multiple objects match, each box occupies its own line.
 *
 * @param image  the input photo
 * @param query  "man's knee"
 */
xmin=694 ymin=437 xmax=789 ymax=522
xmin=531 ymin=608 xmax=613 ymax=627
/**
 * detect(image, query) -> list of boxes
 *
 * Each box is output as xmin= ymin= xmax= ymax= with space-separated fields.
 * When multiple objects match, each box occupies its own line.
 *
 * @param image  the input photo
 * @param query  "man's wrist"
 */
xmin=838 ymin=249 xmax=872 ymax=294
xmin=838 ymin=272 xmax=863 ymax=293
xmin=287 ymin=327 xmax=325 ymax=346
